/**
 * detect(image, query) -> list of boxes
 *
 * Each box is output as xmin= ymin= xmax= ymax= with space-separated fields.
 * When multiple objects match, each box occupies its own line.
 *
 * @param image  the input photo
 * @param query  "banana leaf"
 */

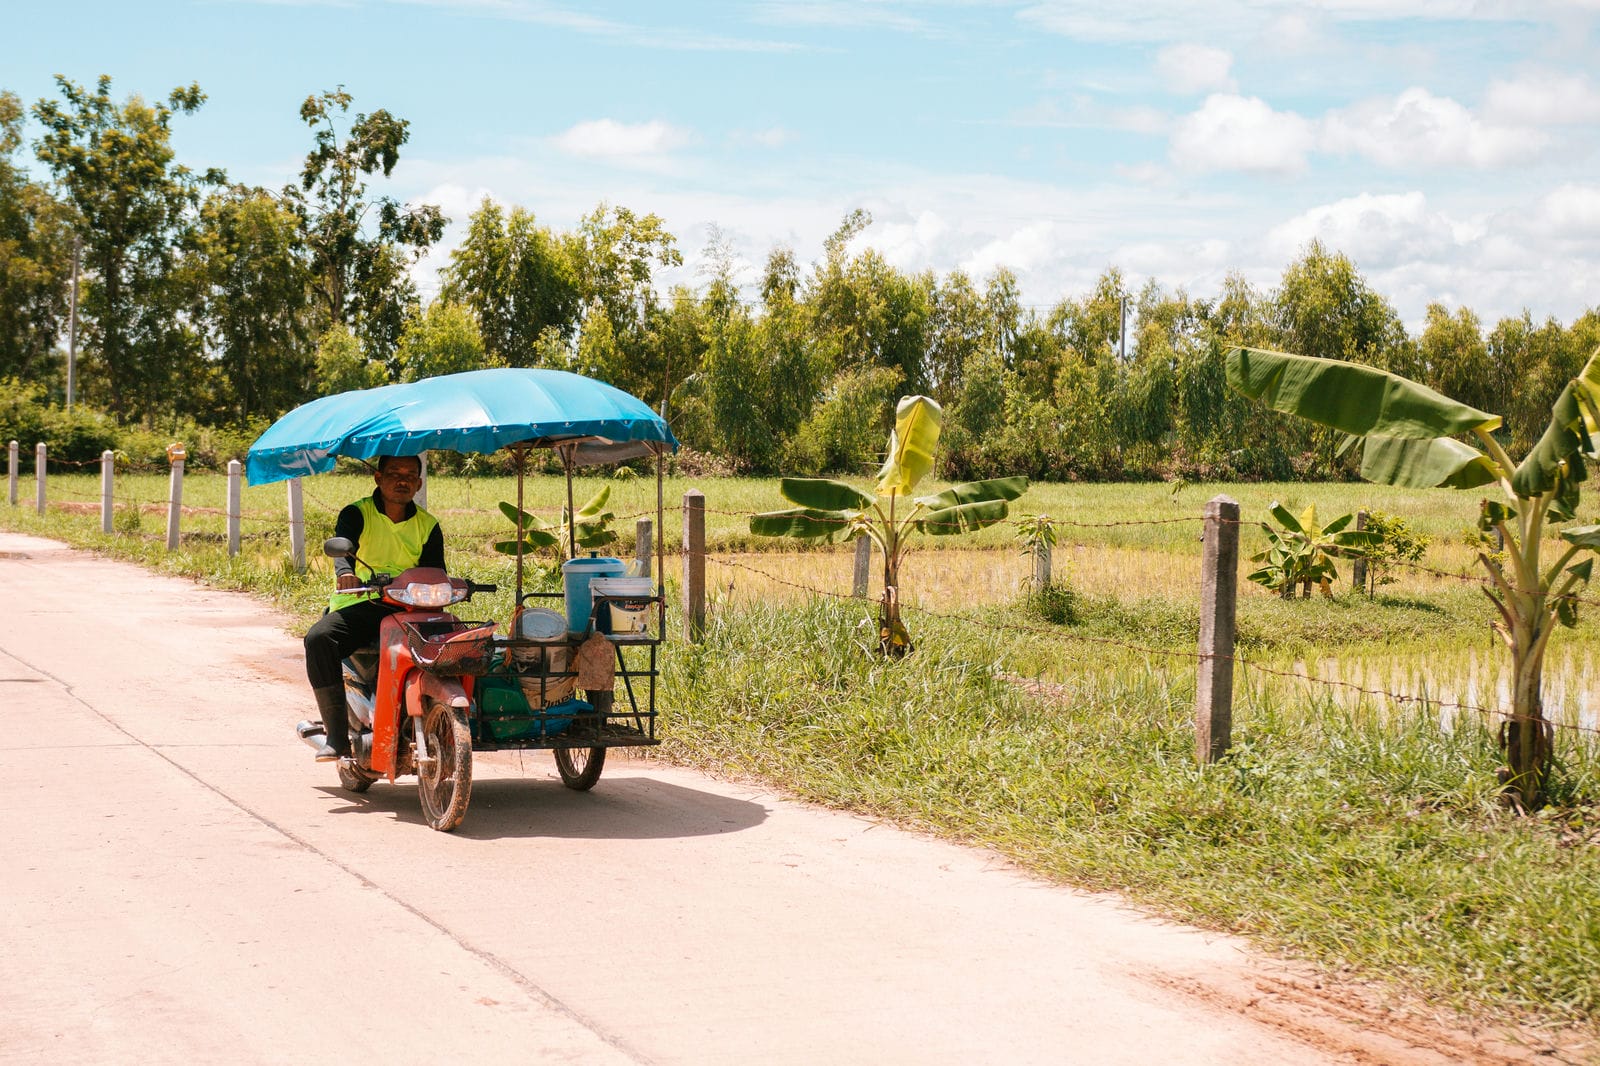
xmin=1511 ymin=348 xmax=1600 ymax=496
xmin=498 ymin=500 xmax=550 ymax=531
xmin=877 ymin=396 xmax=942 ymax=497
xmin=1359 ymin=435 xmax=1500 ymax=489
xmin=749 ymin=507 xmax=852 ymax=541
xmin=915 ymin=477 xmax=1029 ymax=512
xmin=1226 ymin=347 xmax=1501 ymax=439
xmin=916 ymin=498 xmax=1011 ymax=535
xmin=779 ymin=477 xmax=874 ymax=511
xmin=1559 ymin=524 xmax=1600 ymax=549
xmin=1268 ymin=501 xmax=1306 ymax=533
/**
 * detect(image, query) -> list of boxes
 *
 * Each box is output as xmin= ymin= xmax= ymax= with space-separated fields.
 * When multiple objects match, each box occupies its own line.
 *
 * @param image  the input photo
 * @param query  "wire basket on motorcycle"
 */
xmin=399 ymin=618 xmax=498 ymax=675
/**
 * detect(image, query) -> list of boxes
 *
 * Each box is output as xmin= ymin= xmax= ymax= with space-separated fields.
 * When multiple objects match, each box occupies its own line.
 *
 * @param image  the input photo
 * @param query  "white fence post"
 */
xmin=35 ymin=443 xmax=46 ymax=516
xmin=415 ymin=451 xmax=427 ymax=511
xmin=226 ymin=459 xmax=242 ymax=557
xmin=165 ymin=444 xmax=186 ymax=551
xmin=100 ymin=450 xmax=114 ymax=534
xmin=7 ymin=440 xmax=17 ymax=506
xmin=1033 ymin=539 xmax=1052 ymax=590
xmin=288 ymin=478 xmax=306 ymax=574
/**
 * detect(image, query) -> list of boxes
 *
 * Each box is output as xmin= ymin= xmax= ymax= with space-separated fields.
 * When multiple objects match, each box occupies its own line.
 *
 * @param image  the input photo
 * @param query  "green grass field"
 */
xmin=6 ymin=469 xmax=1600 ymax=1036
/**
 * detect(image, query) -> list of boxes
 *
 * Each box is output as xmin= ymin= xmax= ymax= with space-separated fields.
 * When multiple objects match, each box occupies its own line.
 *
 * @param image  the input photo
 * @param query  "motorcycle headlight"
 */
xmin=391 ymin=581 xmax=457 ymax=608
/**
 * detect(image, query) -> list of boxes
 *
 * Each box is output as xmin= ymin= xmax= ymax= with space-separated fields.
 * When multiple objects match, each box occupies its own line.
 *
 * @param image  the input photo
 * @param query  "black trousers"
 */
xmin=304 ymin=599 xmax=399 ymax=690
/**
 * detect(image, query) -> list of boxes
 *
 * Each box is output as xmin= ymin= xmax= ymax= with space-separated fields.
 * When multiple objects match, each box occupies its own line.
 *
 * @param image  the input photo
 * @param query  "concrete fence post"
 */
xmin=165 ymin=448 xmax=185 ymax=551
xmin=635 ymin=517 xmax=653 ymax=579
xmin=1197 ymin=495 xmax=1240 ymax=765
xmin=288 ymin=478 xmax=306 ymax=574
xmin=852 ymin=535 xmax=872 ymax=598
xmin=682 ymin=489 xmax=705 ymax=642
xmin=226 ymin=460 xmax=242 ymax=558
xmin=35 ymin=443 xmax=46 ymax=516
xmin=1033 ymin=539 xmax=1052 ymax=590
xmin=7 ymin=440 xmax=17 ymax=506
xmin=415 ymin=451 xmax=428 ymax=511
xmin=1351 ymin=510 xmax=1369 ymax=593
xmin=100 ymin=451 xmax=114 ymax=534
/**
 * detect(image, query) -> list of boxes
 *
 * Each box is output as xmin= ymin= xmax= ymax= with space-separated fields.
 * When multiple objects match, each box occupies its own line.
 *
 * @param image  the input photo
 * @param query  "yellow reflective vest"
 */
xmin=329 ymin=495 xmax=441 ymax=612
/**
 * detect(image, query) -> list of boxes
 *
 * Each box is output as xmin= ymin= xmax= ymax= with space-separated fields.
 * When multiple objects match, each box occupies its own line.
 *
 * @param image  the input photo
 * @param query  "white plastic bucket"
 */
xmin=590 ymin=577 xmax=655 ymax=634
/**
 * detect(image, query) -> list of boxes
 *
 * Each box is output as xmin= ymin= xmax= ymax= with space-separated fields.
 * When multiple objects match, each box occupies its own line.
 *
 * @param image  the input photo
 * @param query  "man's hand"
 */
xmin=336 ymin=573 xmax=361 ymax=591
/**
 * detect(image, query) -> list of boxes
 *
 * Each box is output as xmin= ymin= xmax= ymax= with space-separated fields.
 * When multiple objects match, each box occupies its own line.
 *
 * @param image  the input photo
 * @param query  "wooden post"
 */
xmin=415 ymin=451 xmax=428 ymax=511
xmin=1351 ymin=510 xmax=1369 ymax=593
xmin=226 ymin=459 xmax=242 ymax=557
xmin=35 ymin=443 xmax=46 ymax=516
xmin=852 ymin=535 xmax=872 ymax=598
xmin=682 ymin=489 xmax=705 ymax=642
xmin=100 ymin=450 xmax=114 ymax=534
xmin=1197 ymin=495 xmax=1240 ymax=764
xmin=1033 ymin=539 xmax=1052 ymax=590
xmin=635 ymin=517 xmax=653 ymax=578
xmin=287 ymin=478 xmax=306 ymax=574
xmin=165 ymin=448 xmax=185 ymax=551
xmin=7 ymin=440 xmax=16 ymax=506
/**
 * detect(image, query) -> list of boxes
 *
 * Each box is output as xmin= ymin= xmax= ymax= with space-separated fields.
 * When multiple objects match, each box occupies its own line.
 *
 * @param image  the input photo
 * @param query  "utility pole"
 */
xmin=67 ymin=236 xmax=80 ymax=408
xmin=1119 ymin=294 xmax=1128 ymax=362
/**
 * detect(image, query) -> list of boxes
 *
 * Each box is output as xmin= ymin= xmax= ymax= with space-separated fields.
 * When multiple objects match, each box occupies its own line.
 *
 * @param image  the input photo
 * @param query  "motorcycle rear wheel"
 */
xmin=417 ymin=700 xmax=473 ymax=832
xmin=553 ymin=745 xmax=605 ymax=790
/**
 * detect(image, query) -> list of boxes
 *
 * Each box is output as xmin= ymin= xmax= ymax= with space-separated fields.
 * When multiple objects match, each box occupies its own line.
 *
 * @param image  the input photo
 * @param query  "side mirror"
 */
xmin=323 ymin=536 xmax=355 ymax=558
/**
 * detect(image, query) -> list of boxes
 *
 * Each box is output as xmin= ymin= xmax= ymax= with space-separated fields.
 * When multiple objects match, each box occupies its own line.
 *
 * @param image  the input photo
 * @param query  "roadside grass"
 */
xmin=9 ymin=473 xmax=1600 ymax=1031
xmin=663 ymin=596 xmax=1600 ymax=1030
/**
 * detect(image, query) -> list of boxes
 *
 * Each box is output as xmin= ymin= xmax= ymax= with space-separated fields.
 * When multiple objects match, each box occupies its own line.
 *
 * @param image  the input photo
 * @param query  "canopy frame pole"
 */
xmin=512 ymin=443 xmax=528 ymax=608
xmin=656 ymin=443 xmax=666 ymax=634
xmin=562 ymin=444 xmax=577 ymax=560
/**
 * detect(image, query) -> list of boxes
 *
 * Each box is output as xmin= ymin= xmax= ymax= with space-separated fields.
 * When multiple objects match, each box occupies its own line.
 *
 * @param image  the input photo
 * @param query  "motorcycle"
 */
xmin=296 ymin=536 xmax=498 ymax=832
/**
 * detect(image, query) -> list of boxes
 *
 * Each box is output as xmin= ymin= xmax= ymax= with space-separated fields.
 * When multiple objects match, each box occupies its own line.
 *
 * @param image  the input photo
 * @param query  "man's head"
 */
xmin=373 ymin=455 xmax=422 ymax=506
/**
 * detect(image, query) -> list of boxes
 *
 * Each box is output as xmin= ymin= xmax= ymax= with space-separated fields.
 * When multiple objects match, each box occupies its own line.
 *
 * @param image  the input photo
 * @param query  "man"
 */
xmin=303 ymin=454 xmax=445 ymax=761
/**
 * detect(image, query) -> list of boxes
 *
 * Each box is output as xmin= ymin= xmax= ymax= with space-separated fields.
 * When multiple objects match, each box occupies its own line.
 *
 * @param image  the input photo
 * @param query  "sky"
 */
xmin=8 ymin=0 xmax=1600 ymax=332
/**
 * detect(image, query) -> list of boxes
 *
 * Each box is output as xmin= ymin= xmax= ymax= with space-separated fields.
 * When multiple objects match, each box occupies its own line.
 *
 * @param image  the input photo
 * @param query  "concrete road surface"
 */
xmin=0 ymin=531 xmax=1544 ymax=1065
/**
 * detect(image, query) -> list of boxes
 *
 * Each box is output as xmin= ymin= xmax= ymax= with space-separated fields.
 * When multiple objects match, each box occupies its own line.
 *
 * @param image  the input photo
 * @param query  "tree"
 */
xmin=285 ymin=87 xmax=444 ymax=363
xmin=439 ymin=198 xmax=581 ymax=367
xmin=1228 ymin=343 xmax=1600 ymax=807
xmin=0 ymin=91 xmax=74 ymax=390
xmin=312 ymin=324 xmax=384 ymax=395
xmin=32 ymin=75 xmax=220 ymax=420
xmin=396 ymin=301 xmax=493 ymax=381
xmin=569 ymin=202 xmax=680 ymax=403
xmin=188 ymin=185 xmax=312 ymax=422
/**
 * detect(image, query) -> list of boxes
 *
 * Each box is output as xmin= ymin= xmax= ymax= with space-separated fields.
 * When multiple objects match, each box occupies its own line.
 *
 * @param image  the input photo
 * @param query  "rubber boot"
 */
xmin=313 ymin=686 xmax=350 ymax=762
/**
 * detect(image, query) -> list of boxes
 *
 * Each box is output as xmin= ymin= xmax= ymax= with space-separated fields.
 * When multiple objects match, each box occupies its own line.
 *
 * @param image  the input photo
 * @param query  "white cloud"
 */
xmin=1321 ymin=88 xmax=1548 ymax=168
xmin=1169 ymin=94 xmax=1316 ymax=175
xmin=551 ymin=119 xmax=695 ymax=166
xmin=1263 ymin=191 xmax=1470 ymax=267
xmin=1529 ymin=184 xmax=1600 ymax=236
xmin=962 ymin=221 xmax=1059 ymax=279
xmin=1483 ymin=72 xmax=1600 ymax=126
xmin=1155 ymin=44 xmax=1235 ymax=95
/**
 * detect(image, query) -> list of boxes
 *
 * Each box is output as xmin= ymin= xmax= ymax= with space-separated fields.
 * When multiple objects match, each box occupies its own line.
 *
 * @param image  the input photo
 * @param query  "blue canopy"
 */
xmin=247 ymin=368 xmax=677 ymax=485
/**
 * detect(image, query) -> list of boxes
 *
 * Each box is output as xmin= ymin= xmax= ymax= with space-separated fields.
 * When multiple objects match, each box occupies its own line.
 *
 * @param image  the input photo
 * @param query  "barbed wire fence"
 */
xmin=11 ymin=445 xmax=1600 ymax=758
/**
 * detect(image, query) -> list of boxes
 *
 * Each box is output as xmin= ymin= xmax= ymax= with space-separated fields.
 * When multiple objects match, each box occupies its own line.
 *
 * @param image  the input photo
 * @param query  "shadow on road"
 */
xmin=316 ymin=774 xmax=769 ymax=841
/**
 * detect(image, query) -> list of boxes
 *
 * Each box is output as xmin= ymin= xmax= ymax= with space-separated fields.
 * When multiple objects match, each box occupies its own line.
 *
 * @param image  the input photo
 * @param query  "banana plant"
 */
xmin=1248 ymin=502 xmax=1382 ymax=598
xmin=1228 ymin=344 xmax=1600 ymax=806
xmin=495 ymin=485 xmax=618 ymax=577
xmin=750 ymin=395 xmax=1027 ymax=656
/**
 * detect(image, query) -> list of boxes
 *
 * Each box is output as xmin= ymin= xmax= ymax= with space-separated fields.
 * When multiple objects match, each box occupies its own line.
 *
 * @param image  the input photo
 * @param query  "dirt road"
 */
xmin=0 ymin=531 xmax=1563 ymax=1064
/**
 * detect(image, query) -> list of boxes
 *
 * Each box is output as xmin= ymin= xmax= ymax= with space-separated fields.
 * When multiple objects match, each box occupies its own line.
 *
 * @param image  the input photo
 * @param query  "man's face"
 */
xmin=375 ymin=459 xmax=422 ymax=505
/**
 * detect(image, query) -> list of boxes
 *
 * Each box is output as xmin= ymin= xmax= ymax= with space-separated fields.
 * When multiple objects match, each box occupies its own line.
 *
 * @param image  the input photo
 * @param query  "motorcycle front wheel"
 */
xmin=417 ymin=700 xmax=473 ymax=832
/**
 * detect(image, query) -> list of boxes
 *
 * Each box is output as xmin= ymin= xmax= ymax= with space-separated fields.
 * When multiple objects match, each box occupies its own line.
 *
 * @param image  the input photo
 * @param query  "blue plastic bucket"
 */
xmin=561 ymin=556 xmax=626 ymax=632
